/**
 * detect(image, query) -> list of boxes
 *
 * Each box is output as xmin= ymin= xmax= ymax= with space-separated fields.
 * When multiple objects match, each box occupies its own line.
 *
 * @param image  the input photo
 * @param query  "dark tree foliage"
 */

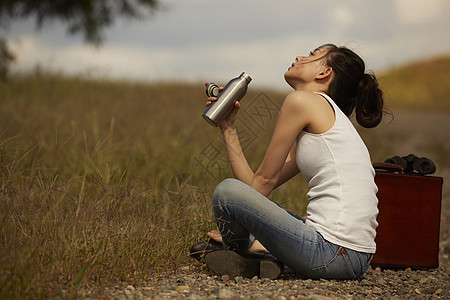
xmin=0 ymin=0 xmax=161 ymax=44
xmin=0 ymin=0 xmax=161 ymax=79
xmin=0 ymin=37 xmax=14 ymax=79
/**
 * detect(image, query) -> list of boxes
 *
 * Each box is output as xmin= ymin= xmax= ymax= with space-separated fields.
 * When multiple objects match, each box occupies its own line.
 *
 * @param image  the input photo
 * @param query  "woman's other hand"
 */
xmin=204 ymin=82 xmax=240 ymax=131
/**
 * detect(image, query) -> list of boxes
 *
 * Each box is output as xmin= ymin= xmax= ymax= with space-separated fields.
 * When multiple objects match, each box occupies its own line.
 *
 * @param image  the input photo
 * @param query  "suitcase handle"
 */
xmin=373 ymin=162 xmax=404 ymax=173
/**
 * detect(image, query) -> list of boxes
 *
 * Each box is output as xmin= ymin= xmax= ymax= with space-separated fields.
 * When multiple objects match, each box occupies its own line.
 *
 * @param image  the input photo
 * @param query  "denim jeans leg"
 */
xmin=211 ymin=178 xmax=372 ymax=280
xmin=211 ymin=178 xmax=320 ymax=274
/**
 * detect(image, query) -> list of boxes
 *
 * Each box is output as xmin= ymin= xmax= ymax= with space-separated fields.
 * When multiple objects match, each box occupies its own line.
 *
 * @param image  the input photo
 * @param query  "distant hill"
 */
xmin=378 ymin=56 xmax=450 ymax=110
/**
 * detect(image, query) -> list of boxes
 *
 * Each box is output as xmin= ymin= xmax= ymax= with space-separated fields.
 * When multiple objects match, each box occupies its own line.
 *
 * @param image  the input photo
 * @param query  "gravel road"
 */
xmin=89 ymin=111 xmax=450 ymax=299
xmin=99 ymin=263 xmax=448 ymax=299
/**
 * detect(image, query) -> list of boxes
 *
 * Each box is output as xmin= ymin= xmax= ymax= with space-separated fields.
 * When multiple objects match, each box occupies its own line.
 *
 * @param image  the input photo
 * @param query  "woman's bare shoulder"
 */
xmin=283 ymin=91 xmax=324 ymax=110
xmin=284 ymin=92 xmax=335 ymax=133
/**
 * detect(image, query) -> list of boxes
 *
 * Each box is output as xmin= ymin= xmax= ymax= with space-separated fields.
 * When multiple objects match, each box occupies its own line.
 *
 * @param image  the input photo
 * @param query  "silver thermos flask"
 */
xmin=202 ymin=72 xmax=252 ymax=126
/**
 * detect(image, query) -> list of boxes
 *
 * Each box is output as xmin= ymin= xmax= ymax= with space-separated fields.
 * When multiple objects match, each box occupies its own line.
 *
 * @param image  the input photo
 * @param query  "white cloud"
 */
xmin=7 ymin=1 xmax=450 ymax=90
xmin=330 ymin=5 xmax=353 ymax=29
xmin=395 ymin=0 xmax=447 ymax=24
xmin=8 ymin=32 xmax=324 ymax=89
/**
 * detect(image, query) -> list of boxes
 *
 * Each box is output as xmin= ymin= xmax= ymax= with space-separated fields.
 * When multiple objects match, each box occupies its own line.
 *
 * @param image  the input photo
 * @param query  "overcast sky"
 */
xmin=5 ymin=0 xmax=450 ymax=90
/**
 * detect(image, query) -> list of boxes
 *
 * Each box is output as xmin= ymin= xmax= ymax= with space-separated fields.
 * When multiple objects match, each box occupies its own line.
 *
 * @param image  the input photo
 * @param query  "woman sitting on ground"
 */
xmin=191 ymin=43 xmax=385 ymax=280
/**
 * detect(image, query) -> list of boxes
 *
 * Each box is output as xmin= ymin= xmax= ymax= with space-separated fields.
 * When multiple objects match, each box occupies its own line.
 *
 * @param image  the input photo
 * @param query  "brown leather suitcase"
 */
xmin=371 ymin=163 xmax=443 ymax=269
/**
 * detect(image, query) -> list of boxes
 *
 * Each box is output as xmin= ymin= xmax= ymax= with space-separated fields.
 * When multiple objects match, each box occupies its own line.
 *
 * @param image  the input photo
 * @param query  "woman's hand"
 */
xmin=204 ymin=82 xmax=241 ymax=131
xmin=204 ymin=82 xmax=253 ymax=184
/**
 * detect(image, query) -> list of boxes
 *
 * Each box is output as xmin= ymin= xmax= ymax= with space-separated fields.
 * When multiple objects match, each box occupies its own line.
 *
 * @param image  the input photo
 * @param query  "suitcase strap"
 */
xmin=373 ymin=162 xmax=404 ymax=173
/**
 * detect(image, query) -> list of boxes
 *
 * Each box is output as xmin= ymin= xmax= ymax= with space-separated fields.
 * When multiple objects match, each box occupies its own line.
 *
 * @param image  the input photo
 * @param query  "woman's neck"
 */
xmin=292 ymin=81 xmax=328 ymax=94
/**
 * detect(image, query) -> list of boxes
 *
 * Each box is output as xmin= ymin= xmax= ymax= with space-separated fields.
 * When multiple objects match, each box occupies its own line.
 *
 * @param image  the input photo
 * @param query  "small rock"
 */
xmin=419 ymin=277 xmax=428 ymax=284
xmin=175 ymin=285 xmax=190 ymax=292
xmin=126 ymin=285 xmax=135 ymax=291
xmin=306 ymin=295 xmax=334 ymax=300
xmin=373 ymin=287 xmax=383 ymax=295
xmin=397 ymin=286 xmax=407 ymax=295
xmin=219 ymin=288 xmax=235 ymax=299
xmin=423 ymin=286 xmax=437 ymax=294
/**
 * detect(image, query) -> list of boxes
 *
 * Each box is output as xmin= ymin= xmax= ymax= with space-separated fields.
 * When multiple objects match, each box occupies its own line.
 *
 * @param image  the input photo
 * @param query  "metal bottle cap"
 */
xmin=206 ymin=83 xmax=219 ymax=97
xmin=240 ymin=72 xmax=252 ymax=83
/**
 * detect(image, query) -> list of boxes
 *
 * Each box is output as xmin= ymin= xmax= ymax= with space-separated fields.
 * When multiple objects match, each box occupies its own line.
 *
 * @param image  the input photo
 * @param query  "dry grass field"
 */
xmin=0 ymin=58 xmax=449 ymax=298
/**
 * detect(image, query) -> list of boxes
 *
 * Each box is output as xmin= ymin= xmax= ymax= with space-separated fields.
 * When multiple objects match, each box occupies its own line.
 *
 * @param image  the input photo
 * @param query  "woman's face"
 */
xmin=284 ymin=47 xmax=330 ymax=88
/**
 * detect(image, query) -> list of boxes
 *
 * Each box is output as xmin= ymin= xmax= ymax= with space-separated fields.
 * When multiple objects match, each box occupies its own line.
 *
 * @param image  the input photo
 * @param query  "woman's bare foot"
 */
xmin=207 ymin=230 xmax=268 ymax=253
xmin=249 ymin=240 xmax=268 ymax=253
xmin=207 ymin=230 xmax=223 ymax=243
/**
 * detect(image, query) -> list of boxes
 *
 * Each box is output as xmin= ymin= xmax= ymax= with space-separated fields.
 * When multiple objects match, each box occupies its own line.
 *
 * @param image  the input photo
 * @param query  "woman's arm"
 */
xmin=204 ymin=82 xmax=255 ymax=184
xmin=221 ymin=125 xmax=300 ymax=188
xmin=216 ymin=91 xmax=315 ymax=195
xmin=220 ymin=123 xmax=255 ymax=185
xmin=274 ymin=142 xmax=300 ymax=189
xmin=250 ymin=92 xmax=312 ymax=196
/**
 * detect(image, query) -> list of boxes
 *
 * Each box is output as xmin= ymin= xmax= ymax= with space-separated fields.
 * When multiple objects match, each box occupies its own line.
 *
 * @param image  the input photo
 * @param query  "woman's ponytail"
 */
xmin=321 ymin=44 xmax=386 ymax=128
xmin=355 ymin=72 xmax=384 ymax=128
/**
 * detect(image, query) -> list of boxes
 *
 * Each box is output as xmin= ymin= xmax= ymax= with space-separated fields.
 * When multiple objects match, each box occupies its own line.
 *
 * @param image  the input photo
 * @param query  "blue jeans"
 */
xmin=212 ymin=178 xmax=373 ymax=280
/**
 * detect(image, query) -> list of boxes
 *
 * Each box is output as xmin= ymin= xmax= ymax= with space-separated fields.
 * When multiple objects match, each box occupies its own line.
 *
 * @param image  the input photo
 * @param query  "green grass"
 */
xmin=0 ymin=70 xmax=308 ymax=298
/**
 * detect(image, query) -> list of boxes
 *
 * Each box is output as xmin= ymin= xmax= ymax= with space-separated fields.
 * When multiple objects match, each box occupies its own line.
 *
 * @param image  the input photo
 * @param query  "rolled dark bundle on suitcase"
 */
xmin=402 ymin=154 xmax=418 ymax=173
xmin=413 ymin=157 xmax=436 ymax=175
xmin=384 ymin=154 xmax=436 ymax=175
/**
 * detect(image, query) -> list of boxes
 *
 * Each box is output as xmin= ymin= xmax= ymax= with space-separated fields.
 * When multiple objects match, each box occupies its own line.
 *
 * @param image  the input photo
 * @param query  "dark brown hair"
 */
xmin=319 ymin=44 xmax=384 ymax=128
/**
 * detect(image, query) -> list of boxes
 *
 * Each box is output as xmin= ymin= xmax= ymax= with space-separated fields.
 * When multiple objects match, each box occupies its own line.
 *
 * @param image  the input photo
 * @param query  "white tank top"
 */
xmin=296 ymin=93 xmax=378 ymax=253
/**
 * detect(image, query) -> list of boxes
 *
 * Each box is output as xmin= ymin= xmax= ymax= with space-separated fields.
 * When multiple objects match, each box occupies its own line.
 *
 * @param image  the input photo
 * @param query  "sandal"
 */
xmin=188 ymin=239 xmax=224 ymax=261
